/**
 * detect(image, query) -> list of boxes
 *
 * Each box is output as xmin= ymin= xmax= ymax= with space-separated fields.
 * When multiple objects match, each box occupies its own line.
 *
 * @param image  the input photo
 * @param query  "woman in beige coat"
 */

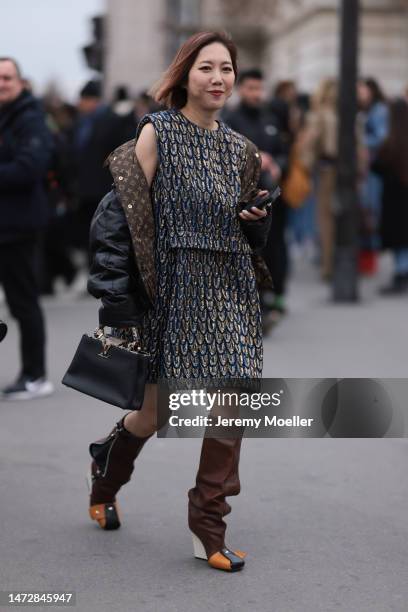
xmin=301 ymin=79 xmax=338 ymax=279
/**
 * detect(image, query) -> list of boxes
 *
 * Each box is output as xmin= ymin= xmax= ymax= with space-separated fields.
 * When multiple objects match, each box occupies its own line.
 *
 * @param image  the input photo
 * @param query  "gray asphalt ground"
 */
xmin=0 ymin=254 xmax=407 ymax=612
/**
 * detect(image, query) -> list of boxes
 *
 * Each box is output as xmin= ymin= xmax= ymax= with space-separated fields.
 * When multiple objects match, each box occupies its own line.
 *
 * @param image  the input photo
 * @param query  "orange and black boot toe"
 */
xmin=88 ymin=417 xmax=153 ymax=530
xmin=188 ymin=436 xmax=246 ymax=572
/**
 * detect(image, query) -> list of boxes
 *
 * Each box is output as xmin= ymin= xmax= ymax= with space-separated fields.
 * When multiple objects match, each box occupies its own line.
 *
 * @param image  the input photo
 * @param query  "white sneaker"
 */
xmin=1 ymin=376 xmax=54 ymax=400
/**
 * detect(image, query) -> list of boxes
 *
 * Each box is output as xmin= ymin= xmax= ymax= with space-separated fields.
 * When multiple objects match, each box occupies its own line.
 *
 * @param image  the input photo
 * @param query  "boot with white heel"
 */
xmin=188 ymin=435 xmax=246 ymax=572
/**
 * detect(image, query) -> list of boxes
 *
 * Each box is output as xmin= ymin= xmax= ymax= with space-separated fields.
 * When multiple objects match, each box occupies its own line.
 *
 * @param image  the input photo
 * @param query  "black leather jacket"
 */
xmin=88 ymin=188 xmax=152 ymax=327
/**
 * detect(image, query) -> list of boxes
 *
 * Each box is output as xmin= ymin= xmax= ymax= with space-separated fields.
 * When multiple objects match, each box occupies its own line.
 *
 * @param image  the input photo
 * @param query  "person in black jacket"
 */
xmin=223 ymin=69 xmax=290 ymax=327
xmin=69 ymin=80 xmax=129 ymax=263
xmin=0 ymin=57 xmax=54 ymax=399
xmin=372 ymin=98 xmax=408 ymax=294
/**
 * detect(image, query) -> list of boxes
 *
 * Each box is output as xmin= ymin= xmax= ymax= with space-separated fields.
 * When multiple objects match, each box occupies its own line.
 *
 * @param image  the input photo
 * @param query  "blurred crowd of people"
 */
xmin=222 ymin=72 xmax=408 ymax=332
xmin=1 ymin=53 xmax=408 ymax=397
xmin=40 ymin=80 xmax=161 ymax=294
xmin=21 ymin=71 xmax=408 ymax=306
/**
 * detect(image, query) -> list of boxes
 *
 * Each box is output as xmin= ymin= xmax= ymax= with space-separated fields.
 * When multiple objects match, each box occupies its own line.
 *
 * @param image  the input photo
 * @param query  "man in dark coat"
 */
xmin=223 ymin=69 xmax=288 ymax=189
xmin=0 ymin=57 xmax=54 ymax=399
xmin=70 ymin=80 xmax=128 ymax=261
xmin=222 ymin=69 xmax=290 ymax=325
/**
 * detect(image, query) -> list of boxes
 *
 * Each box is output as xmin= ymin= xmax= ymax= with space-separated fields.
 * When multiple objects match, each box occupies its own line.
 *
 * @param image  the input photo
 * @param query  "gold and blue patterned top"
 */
xmin=135 ymin=109 xmax=263 ymax=387
xmin=140 ymin=108 xmax=253 ymax=254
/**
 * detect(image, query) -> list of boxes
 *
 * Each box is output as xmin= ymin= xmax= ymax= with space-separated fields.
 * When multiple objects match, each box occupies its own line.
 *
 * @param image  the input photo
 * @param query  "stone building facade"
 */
xmin=104 ymin=0 xmax=408 ymax=98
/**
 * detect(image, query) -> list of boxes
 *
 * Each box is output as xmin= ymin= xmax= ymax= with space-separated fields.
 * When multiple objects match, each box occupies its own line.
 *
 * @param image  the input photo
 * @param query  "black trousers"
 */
xmin=262 ymin=199 xmax=289 ymax=297
xmin=40 ymin=214 xmax=77 ymax=292
xmin=0 ymin=236 xmax=46 ymax=379
xmin=74 ymin=199 xmax=100 ymax=267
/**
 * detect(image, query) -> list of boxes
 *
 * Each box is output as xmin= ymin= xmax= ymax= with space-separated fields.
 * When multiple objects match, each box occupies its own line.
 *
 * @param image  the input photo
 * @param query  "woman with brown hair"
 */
xmin=85 ymin=31 xmax=272 ymax=572
xmin=301 ymin=78 xmax=338 ymax=280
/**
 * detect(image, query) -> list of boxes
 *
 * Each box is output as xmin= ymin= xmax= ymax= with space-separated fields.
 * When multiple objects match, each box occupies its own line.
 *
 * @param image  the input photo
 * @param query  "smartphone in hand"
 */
xmin=242 ymin=185 xmax=281 ymax=213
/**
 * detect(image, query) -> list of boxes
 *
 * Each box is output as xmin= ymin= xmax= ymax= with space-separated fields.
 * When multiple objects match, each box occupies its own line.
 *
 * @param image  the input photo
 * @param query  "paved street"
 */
xmin=1 ymin=257 xmax=407 ymax=612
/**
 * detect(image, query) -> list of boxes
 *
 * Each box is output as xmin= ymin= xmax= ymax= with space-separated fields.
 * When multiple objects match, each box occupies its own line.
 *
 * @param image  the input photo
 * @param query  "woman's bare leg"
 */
xmin=123 ymin=383 xmax=158 ymax=437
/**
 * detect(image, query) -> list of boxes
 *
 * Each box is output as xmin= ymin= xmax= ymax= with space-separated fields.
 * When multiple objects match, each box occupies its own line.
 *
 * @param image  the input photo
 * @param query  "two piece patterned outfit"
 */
xmin=136 ymin=109 xmax=263 ymax=389
xmin=87 ymin=109 xmax=267 ymax=561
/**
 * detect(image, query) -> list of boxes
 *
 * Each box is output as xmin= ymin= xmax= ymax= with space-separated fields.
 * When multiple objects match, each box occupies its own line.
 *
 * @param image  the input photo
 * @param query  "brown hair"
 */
xmin=274 ymin=80 xmax=296 ymax=99
xmin=150 ymin=31 xmax=238 ymax=109
xmin=312 ymin=78 xmax=337 ymax=110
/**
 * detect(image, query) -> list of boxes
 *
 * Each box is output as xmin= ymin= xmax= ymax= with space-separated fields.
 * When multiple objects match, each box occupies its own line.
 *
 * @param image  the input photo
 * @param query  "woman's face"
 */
xmin=185 ymin=42 xmax=235 ymax=111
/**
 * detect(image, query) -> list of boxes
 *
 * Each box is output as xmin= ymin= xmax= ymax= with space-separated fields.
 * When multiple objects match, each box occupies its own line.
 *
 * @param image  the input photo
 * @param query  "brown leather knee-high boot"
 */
xmin=188 ymin=435 xmax=246 ymax=571
xmin=88 ymin=416 xmax=153 ymax=530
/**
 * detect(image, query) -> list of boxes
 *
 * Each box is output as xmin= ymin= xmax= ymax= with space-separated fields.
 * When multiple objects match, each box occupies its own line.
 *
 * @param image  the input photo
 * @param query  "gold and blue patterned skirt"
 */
xmin=137 ymin=247 xmax=263 ymax=390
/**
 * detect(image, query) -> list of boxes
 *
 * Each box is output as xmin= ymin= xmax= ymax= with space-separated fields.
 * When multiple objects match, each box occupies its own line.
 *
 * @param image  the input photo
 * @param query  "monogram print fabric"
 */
xmin=239 ymin=136 xmax=262 ymax=203
xmin=107 ymin=141 xmax=157 ymax=302
xmin=132 ymin=109 xmax=263 ymax=388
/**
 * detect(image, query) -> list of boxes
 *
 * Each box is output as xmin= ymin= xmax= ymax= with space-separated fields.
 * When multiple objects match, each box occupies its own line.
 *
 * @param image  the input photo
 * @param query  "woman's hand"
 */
xmin=239 ymin=190 xmax=269 ymax=222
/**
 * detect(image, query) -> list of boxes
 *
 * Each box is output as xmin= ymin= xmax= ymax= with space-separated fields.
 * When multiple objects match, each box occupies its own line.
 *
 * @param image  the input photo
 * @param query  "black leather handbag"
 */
xmin=62 ymin=327 xmax=150 ymax=410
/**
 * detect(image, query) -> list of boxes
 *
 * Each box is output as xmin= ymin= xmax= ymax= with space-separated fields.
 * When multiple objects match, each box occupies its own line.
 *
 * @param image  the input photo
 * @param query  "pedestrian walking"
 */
xmin=357 ymin=78 xmax=389 ymax=272
xmin=70 ymin=80 xmax=126 ymax=264
xmin=373 ymin=98 xmax=408 ymax=294
xmin=0 ymin=57 xmax=54 ymax=399
xmin=223 ymin=69 xmax=289 ymax=325
xmin=269 ymin=80 xmax=301 ymax=141
xmin=85 ymin=31 xmax=272 ymax=572
xmin=301 ymin=78 xmax=338 ymax=280
xmin=39 ymin=96 xmax=78 ymax=295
